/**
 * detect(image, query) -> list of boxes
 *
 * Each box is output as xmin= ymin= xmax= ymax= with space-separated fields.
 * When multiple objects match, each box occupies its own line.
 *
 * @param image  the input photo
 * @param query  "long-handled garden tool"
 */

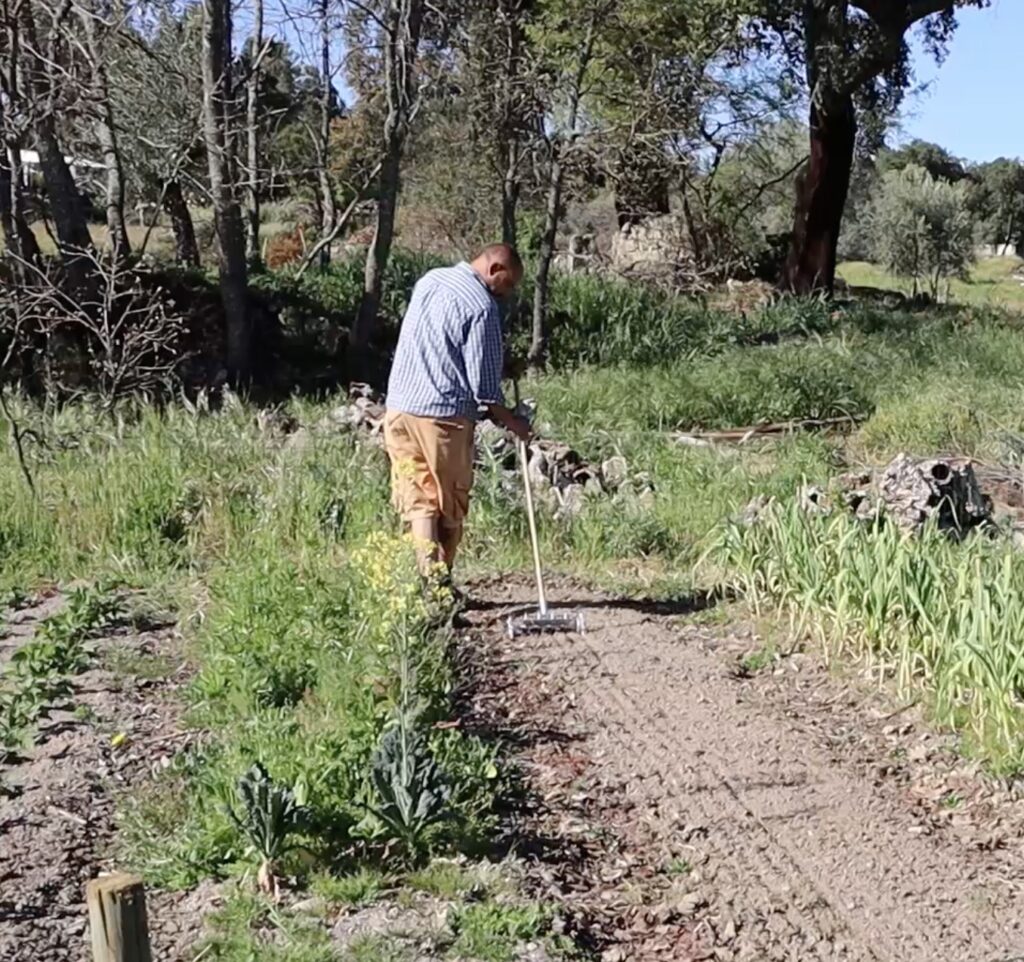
xmin=505 ymin=381 xmax=585 ymax=639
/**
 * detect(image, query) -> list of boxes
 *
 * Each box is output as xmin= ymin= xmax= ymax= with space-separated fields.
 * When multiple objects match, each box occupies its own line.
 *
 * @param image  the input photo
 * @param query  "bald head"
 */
xmin=470 ymin=243 xmax=524 ymax=298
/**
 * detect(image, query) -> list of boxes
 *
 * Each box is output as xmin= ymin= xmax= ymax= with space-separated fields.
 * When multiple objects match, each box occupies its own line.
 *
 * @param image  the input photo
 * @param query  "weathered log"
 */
xmin=861 ymin=454 xmax=991 ymax=537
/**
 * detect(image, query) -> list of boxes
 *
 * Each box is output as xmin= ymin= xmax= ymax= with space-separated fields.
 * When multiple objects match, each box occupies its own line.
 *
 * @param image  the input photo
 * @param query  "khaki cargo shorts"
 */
xmin=383 ymin=410 xmax=475 ymax=529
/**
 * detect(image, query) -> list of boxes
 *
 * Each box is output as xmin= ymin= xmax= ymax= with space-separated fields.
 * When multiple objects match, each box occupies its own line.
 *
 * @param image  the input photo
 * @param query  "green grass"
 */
xmin=739 ymin=644 xmax=778 ymax=675
xmin=447 ymin=902 xmax=551 ymax=962
xmin=310 ymin=867 xmax=389 ymax=907
xmin=197 ymin=889 xmax=341 ymax=961
xmin=406 ymin=861 xmax=478 ymax=899
xmin=664 ymin=858 xmax=694 ymax=877
xmin=839 ymin=257 xmax=1024 ymax=312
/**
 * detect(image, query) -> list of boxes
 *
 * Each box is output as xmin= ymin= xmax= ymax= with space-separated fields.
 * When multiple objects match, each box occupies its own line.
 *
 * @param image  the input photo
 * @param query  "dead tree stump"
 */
xmin=875 ymin=453 xmax=991 ymax=537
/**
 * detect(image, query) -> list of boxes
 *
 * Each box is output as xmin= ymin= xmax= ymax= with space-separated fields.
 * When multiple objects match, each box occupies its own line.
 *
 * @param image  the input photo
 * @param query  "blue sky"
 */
xmin=902 ymin=0 xmax=1021 ymax=162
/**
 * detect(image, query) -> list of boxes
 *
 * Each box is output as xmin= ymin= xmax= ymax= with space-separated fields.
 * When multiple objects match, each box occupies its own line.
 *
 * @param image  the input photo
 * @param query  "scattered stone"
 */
xmin=292 ymin=896 xmax=327 ymax=915
xmin=675 ymin=892 xmax=708 ymax=918
xmin=325 ymin=384 xmax=655 ymax=515
xmin=738 ymin=494 xmax=774 ymax=526
xmin=798 ymin=484 xmax=831 ymax=516
xmin=875 ymin=454 xmax=991 ymax=537
xmin=601 ymin=456 xmax=629 ymax=489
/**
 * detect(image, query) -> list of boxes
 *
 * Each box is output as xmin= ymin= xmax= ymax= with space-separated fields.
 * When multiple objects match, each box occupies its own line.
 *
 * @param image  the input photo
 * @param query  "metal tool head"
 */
xmin=506 ymin=608 xmax=585 ymax=639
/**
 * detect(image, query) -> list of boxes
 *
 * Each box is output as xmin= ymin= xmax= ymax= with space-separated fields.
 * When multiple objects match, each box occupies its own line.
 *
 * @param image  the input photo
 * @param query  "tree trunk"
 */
xmin=95 ymin=100 xmax=130 ymax=258
xmin=0 ymin=21 xmax=38 ymax=269
xmin=244 ymin=0 xmax=264 ymax=265
xmin=162 ymin=180 xmax=200 ymax=268
xmin=316 ymin=0 xmax=336 ymax=271
xmin=353 ymin=140 xmax=401 ymax=348
xmin=781 ymin=95 xmax=856 ymax=295
xmin=0 ymin=150 xmax=14 ymax=252
xmin=350 ymin=0 xmax=424 ymax=349
xmin=529 ymin=148 xmax=564 ymax=369
xmin=202 ymin=0 xmax=251 ymax=382
xmin=527 ymin=19 xmax=592 ymax=369
xmin=497 ymin=0 xmax=527 ymax=249
xmin=17 ymin=5 xmax=94 ymax=268
xmin=35 ymin=123 xmax=92 ymax=252
xmin=501 ymin=140 xmax=520 ymax=248
xmin=1 ymin=145 xmax=40 ymax=268
xmin=80 ymin=4 xmax=130 ymax=259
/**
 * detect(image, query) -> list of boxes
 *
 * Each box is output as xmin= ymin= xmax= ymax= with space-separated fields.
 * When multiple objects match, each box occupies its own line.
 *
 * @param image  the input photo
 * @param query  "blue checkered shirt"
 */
xmin=386 ymin=262 xmax=505 ymax=420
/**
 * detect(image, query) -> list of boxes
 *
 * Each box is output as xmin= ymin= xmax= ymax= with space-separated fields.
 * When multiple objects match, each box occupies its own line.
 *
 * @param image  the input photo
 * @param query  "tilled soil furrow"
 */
xmin=0 ymin=598 xmax=208 ymax=961
xmin=474 ymin=584 xmax=1024 ymax=961
xmin=572 ymin=644 xmax=865 ymax=961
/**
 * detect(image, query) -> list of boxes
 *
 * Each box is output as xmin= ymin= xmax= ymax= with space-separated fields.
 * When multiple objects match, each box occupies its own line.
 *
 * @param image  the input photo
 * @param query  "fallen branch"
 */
xmin=674 ymin=415 xmax=864 ymax=446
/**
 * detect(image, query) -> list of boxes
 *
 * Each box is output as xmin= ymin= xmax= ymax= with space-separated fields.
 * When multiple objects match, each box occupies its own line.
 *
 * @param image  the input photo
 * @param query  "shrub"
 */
xmin=869 ymin=165 xmax=975 ymax=299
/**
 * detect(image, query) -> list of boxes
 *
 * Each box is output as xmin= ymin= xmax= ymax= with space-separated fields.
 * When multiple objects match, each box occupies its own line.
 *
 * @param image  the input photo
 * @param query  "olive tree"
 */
xmin=869 ymin=164 xmax=974 ymax=299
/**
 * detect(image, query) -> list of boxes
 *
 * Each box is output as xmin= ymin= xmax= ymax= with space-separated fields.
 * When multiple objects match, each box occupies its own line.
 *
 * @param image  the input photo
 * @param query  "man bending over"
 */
xmin=384 ymin=243 xmax=532 ymax=581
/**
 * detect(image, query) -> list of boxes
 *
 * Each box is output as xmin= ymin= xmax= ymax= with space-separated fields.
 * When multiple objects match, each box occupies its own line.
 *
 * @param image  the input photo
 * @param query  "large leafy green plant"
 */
xmin=363 ymin=721 xmax=451 ymax=862
xmin=226 ymin=763 xmax=308 ymax=898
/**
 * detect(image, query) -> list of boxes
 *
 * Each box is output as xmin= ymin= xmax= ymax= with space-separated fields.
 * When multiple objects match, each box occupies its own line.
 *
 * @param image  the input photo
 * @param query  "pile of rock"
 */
xmin=476 ymin=419 xmax=653 ymax=517
xmin=324 ymin=384 xmax=654 ymax=517
xmin=848 ymin=455 xmax=992 ymax=536
xmin=323 ymin=382 xmax=387 ymax=442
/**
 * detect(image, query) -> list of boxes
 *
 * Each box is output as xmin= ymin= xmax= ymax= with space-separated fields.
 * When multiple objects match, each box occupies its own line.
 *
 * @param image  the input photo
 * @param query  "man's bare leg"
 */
xmin=410 ymin=516 xmax=441 ymax=573
xmin=439 ymin=521 xmax=463 ymax=573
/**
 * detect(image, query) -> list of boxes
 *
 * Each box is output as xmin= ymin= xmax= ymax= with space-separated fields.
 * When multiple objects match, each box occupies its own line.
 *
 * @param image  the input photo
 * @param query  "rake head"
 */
xmin=506 ymin=607 xmax=585 ymax=639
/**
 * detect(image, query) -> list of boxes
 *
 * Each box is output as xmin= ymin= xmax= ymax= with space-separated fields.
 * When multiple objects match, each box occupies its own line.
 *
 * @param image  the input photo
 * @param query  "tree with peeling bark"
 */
xmin=8 ymin=0 xmax=95 ymax=284
xmin=75 ymin=0 xmax=131 ymax=259
xmin=757 ymin=0 xmax=990 ymax=296
xmin=201 ymin=0 xmax=251 ymax=380
xmin=347 ymin=0 xmax=426 ymax=350
xmin=244 ymin=0 xmax=268 ymax=265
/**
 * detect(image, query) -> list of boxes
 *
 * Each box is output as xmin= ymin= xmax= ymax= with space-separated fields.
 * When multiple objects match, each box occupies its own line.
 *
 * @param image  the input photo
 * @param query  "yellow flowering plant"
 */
xmin=348 ymin=531 xmax=454 ymax=650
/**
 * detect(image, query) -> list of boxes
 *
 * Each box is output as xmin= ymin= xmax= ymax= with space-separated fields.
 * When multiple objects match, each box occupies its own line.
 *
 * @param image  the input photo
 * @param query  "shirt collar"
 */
xmin=458 ymin=261 xmax=494 ymax=297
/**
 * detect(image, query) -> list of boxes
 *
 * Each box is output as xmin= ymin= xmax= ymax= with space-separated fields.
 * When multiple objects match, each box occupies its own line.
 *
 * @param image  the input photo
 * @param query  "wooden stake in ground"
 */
xmin=87 ymin=873 xmax=152 ymax=962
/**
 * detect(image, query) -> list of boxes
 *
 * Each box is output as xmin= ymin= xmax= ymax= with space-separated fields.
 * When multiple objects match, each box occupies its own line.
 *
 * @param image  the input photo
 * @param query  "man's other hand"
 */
xmin=486 ymin=403 xmax=534 ymax=443
xmin=506 ymin=414 xmax=533 ymax=443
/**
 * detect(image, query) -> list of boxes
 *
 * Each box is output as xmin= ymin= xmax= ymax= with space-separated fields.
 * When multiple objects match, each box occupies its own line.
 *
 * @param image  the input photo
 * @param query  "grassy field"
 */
xmin=6 ymin=258 xmax=1024 ymax=955
xmin=839 ymin=256 xmax=1024 ymax=311
xmin=2 ymin=211 xmax=295 ymax=262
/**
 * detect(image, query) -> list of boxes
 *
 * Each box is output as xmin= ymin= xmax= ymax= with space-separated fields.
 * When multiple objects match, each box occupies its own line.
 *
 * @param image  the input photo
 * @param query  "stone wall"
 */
xmin=609 ymin=213 xmax=691 ymax=278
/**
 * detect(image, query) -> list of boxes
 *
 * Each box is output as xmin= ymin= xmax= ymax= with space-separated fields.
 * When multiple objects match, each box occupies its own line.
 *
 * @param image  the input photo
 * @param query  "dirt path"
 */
xmin=0 ymin=594 xmax=214 ymax=962
xmin=465 ymin=577 xmax=1024 ymax=962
